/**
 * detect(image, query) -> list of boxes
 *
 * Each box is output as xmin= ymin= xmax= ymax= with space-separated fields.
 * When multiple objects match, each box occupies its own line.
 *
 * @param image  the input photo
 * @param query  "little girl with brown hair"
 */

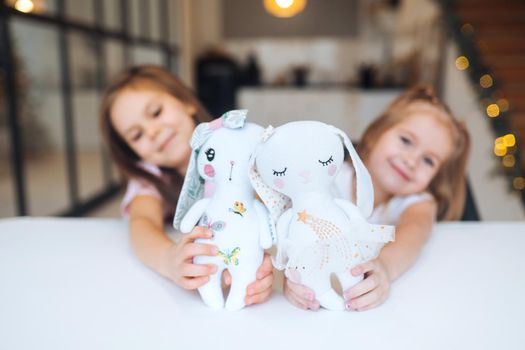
xmin=100 ymin=65 xmax=273 ymax=305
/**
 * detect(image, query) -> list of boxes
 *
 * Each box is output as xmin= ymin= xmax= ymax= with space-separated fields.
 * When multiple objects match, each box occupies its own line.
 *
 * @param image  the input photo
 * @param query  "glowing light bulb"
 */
xmin=461 ymin=23 xmax=474 ymax=35
xmin=503 ymin=134 xmax=516 ymax=148
xmin=14 ymin=0 xmax=34 ymax=13
xmin=513 ymin=177 xmax=525 ymax=190
xmin=264 ymin=0 xmax=307 ymax=18
xmin=497 ymin=98 xmax=510 ymax=112
xmin=480 ymin=74 xmax=493 ymax=88
xmin=494 ymin=143 xmax=507 ymax=157
xmin=276 ymin=0 xmax=294 ymax=8
xmin=486 ymin=104 xmax=500 ymax=117
xmin=502 ymin=155 xmax=515 ymax=168
xmin=455 ymin=56 xmax=469 ymax=70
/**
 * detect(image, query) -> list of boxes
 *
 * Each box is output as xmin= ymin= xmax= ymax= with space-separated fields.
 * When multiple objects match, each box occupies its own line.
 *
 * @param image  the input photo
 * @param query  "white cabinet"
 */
xmin=237 ymin=87 xmax=401 ymax=140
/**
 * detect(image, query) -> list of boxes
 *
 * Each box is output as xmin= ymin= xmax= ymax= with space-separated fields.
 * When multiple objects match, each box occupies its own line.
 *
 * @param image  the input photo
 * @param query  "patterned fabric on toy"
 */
xmin=250 ymin=121 xmax=395 ymax=311
xmin=174 ymin=110 xmax=273 ymax=311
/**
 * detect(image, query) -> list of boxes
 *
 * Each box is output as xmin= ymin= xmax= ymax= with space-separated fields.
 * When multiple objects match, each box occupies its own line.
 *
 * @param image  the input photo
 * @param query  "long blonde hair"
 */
xmin=358 ymin=85 xmax=471 ymax=221
xmin=100 ymin=65 xmax=213 ymax=209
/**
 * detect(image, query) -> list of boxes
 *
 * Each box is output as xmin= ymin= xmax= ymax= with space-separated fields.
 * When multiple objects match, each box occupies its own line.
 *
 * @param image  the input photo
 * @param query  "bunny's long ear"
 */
xmin=173 ymin=109 xmax=249 ymax=230
xmin=249 ymin=126 xmax=292 ymax=224
xmin=173 ymin=123 xmax=208 ymax=230
xmin=329 ymin=125 xmax=374 ymax=218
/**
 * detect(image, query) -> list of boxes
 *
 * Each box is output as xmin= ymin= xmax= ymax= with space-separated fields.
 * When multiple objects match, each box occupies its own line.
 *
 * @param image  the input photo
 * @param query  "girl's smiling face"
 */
xmin=366 ymin=108 xmax=454 ymax=203
xmin=110 ymin=87 xmax=196 ymax=170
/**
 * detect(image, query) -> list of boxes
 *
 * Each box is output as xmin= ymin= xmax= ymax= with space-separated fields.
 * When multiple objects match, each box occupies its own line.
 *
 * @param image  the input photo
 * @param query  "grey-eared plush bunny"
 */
xmin=174 ymin=110 xmax=273 ymax=311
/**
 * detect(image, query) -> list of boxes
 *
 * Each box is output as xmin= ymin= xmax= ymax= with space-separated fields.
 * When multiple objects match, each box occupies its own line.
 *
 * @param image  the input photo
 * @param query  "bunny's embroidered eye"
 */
xmin=205 ymin=148 xmax=215 ymax=161
xmin=272 ymin=167 xmax=287 ymax=177
xmin=319 ymin=156 xmax=333 ymax=166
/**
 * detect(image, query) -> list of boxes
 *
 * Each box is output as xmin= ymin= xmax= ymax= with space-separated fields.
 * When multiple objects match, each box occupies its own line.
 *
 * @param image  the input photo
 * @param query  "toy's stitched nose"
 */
xmin=299 ymin=170 xmax=312 ymax=183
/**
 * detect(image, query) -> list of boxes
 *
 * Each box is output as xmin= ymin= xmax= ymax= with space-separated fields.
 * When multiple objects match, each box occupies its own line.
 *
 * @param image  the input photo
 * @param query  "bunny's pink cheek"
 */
xmin=204 ymin=164 xmax=215 ymax=177
xmin=274 ymin=178 xmax=285 ymax=189
xmin=328 ymin=164 xmax=337 ymax=176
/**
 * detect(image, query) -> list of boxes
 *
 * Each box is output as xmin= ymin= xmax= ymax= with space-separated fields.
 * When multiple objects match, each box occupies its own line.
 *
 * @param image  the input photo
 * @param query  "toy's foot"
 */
xmin=224 ymin=297 xmax=246 ymax=311
xmin=199 ymin=287 xmax=224 ymax=309
xmin=317 ymin=289 xmax=345 ymax=311
xmin=201 ymin=294 xmax=224 ymax=309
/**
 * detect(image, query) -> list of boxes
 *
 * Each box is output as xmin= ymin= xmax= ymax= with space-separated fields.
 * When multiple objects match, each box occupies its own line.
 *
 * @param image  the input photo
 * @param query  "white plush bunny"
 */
xmin=173 ymin=110 xmax=273 ymax=311
xmin=250 ymin=121 xmax=395 ymax=311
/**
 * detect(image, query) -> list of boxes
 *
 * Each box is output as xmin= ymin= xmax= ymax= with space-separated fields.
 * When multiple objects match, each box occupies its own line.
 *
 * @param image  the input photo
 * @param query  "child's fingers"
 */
xmin=346 ymin=288 xmax=382 ymax=311
xmin=344 ymin=273 xmax=378 ymax=300
xmin=246 ymin=271 xmax=273 ymax=297
xmin=245 ymin=286 xmax=272 ymax=305
xmin=284 ymin=283 xmax=311 ymax=310
xmin=180 ymin=276 xmax=210 ymax=290
xmin=182 ymin=263 xmax=217 ymax=277
xmin=182 ymin=227 xmax=213 ymax=244
xmin=255 ymin=254 xmax=273 ymax=279
xmin=183 ymin=242 xmax=218 ymax=257
xmin=351 ymin=260 xmax=376 ymax=277
xmin=286 ymin=278 xmax=316 ymax=302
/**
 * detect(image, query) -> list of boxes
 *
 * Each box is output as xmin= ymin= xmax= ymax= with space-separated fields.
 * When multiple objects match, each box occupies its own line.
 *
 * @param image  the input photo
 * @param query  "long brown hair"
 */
xmin=100 ymin=65 xmax=212 ymax=209
xmin=358 ymin=85 xmax=471 ymax=221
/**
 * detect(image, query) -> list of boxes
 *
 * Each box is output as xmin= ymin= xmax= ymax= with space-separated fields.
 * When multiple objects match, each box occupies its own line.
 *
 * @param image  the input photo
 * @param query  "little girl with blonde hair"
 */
xmin=284 ymin=85 xmax=471 ymax=311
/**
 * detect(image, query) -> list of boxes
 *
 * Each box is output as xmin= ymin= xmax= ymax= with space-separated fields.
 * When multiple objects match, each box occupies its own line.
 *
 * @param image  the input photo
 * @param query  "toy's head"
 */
xmin=250 ymin=121 xmax=374 ymax=219
xmin=173 ymin=110 xmax=262 ymax=230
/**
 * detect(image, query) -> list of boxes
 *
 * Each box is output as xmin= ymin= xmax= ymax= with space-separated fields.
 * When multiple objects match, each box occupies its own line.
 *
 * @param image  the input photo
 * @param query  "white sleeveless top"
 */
xmin=332 ymin=162 xmax=434 ymax=225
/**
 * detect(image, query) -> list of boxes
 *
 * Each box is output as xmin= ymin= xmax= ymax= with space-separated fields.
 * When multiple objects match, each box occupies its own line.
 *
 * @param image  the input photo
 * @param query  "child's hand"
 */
xmin=283 ymin=277 xmax=320 ymax=311
xmin=161 ymin=226 xmax=218 ymax=289
xmin=344 ymin=258 xmax=391 ymax=311
xmin=223 ymin=253 xmax=274 ymax=305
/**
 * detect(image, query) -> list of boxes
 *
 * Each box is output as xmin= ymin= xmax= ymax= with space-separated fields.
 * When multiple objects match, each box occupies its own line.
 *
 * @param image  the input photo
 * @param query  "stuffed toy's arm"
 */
xmin=272 ymin=208 xmax=293 ymax=270
xmin=334 ymin=198 xmax=395 ymax=243
xmin=253 ymin=200 xmax=274 ymax=249
xmin=180 ymin=198 xmax=211 ymax=234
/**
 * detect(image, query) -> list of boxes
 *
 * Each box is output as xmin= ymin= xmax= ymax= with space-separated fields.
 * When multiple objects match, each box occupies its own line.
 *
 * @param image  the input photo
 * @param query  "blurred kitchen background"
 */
xmin=1 ymin=0 xmax=524 ymax=220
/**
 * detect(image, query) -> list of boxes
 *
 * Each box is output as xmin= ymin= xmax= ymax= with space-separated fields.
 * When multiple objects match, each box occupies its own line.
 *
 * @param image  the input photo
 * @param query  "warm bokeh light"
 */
xmin=14 ymin=0 xmax=34 ymax=13
xmin=455 ymin=56 xmax=470 ymax=71
xmin=461 ymin=23 xmax=474 ymax=35
xmin=486 ymin=103 xmax=500 ymax=117
xmin=276 ymin=0 xmax=294 ymax=7
xmin=494 ymin=142 xmax=507 ymax=157
xmin=264 ymin=0 xmax=307 ymax=17
xmin=513 ymin=177 xmax=525 ymax=190
xmin=503 ymin=134 xmax=516 ymax=148
xmin=497 ymin=98 xmax=510 ymax=112
xmin=480 ymin=74 xmax=493 ymax=88
xmin=502 ymin=155 xmax=516 ymax=168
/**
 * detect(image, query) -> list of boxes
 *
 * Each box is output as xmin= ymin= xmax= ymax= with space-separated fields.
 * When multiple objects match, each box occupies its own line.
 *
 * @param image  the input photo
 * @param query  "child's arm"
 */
xmin=344 ymin=199 xmax=437 ymax=311
xmin=128 ymin=195 xmax=218 ymax=289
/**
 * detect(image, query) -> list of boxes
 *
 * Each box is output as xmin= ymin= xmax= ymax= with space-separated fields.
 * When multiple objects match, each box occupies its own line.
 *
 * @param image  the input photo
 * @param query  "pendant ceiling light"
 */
xmin=264 ymin=0 xmax=307 ymax=18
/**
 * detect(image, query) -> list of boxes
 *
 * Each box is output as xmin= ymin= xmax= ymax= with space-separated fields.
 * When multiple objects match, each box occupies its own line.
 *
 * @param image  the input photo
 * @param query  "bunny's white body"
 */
xmin=277 ymin=194 xmax=391 ymax=310
xmin=175 ymin=113 xmax=272 ymax=311
xmin=252 ymin=121 xmax=394 ymax=310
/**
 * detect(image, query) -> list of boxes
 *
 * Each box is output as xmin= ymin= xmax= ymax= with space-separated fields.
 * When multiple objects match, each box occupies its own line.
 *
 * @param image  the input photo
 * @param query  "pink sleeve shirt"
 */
xmin=120 ymin=162 xmax=164 ymax=218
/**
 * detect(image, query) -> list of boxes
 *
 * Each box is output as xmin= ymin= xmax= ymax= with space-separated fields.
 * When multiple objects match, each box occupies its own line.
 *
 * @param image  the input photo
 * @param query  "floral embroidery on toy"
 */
xmin=229 ymin=201 xmax=247 ymax=217
xmin=200 ymin=214 xmax=226 ymax=237
xmin=217 ymin=247 xmax=241 ymax=265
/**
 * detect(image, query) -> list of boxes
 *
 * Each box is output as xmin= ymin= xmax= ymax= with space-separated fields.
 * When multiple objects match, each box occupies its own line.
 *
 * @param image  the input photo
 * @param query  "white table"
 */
xmin=1 ymin=218 xmax=524 ymax=350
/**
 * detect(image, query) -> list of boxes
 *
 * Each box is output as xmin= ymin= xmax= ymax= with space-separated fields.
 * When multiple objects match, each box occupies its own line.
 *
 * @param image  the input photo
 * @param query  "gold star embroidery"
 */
xmin=297 ymin=210 xmax=309 ymax=223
